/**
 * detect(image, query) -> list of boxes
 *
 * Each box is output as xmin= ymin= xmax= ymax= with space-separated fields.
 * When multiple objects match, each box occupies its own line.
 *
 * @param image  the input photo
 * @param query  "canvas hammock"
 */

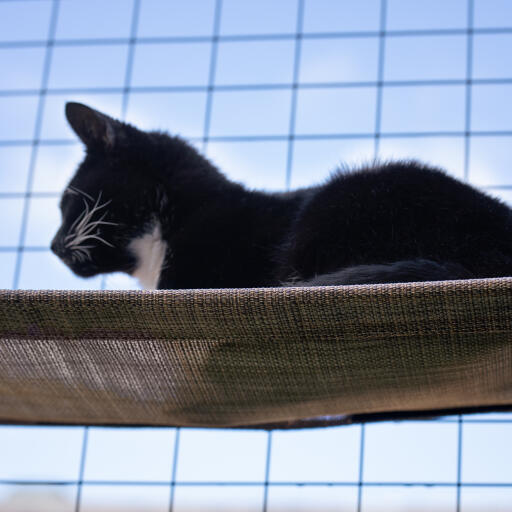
xmin=0 ymin=278 xmax=511 ymax=429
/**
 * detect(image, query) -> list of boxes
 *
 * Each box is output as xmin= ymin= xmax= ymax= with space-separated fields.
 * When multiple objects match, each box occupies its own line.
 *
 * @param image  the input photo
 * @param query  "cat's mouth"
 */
xmin=67 ymin=258 xmax=135 ymax=279
xmin=51 ymin=239 xmax=97 ymax=277
xmin=60 ymin=258 xmax=99 ymax=278
xmin=71 ymin=265 xmax=99 ymax=278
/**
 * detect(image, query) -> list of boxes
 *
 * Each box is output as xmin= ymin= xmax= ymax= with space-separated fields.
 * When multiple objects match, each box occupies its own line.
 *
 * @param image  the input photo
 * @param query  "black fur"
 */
xmin=51 ymin=102 xmax=512 ymax=288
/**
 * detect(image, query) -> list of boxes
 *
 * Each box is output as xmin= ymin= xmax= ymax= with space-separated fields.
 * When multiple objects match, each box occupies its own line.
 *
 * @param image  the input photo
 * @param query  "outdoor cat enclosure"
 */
xmin=0 ymin=278 xmax=511 ymax=428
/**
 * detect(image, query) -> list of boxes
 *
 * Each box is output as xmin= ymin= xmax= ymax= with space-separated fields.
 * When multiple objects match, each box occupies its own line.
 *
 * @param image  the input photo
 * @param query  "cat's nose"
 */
xmin=51 ymin=238 xmax=73 ymax=264
xmin=51 ymin=237 xmax=65 ymax=257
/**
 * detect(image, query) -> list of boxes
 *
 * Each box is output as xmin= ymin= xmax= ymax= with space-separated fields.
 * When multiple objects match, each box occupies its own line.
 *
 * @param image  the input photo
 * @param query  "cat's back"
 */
xmin=308 ymin=160 xmax=510 ymax=221
xmin=284 ymin=160 xmax=512 ymax=278
xmin=319 ymin=160 xmax=493 ymax=206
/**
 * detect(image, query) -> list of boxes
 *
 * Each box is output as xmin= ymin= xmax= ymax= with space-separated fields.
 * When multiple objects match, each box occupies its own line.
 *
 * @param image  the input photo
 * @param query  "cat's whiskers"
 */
xmin=73 ymin=245 xmax=94 ymax=262
xmin=73 ymin=202 xmax=93 ymax=238
xmin=64 ymin=198 xmax=88 ymax=242
xmin=65 ymin=191 xmax=118 ymax=253
xmin=71 ymin=233 xmax=115 ymax=248
xmin=75 ymin=212 xmax=117 ymax=239
xmin=72 ymin=251 xmax=85 ymax=263
xmin=65 ymin=199 xmax=93 ymax=244
xmin=73 ymin=192 xmax=106 ymax=236
xmin=67 ymin=185 xmax=94 ymax=202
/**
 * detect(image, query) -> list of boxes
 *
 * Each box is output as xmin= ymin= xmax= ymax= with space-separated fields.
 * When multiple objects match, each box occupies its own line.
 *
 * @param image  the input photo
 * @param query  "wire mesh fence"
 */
xmin=1 ymin=0 xmax=512 ymax=510
xmin=1 ymin=417 xmax=512 ymax=511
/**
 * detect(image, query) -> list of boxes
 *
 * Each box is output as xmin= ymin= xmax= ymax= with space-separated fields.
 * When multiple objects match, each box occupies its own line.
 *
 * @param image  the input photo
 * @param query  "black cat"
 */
xmin=51 ymin=102 xmax=512 ymax=289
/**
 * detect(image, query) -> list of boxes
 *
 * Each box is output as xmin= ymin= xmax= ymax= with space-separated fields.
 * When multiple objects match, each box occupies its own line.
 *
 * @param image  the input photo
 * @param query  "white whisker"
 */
xmin=64 ymin=190 xmax=116 ymax=252
xmin=69 ymin=233 xmax=115 ymax=248
xmin=78 ymin=219 xmax=119 ymax=238
xmin=73 ymin=251 xmax=84 ymax=263
xmin=65 ymin=198 xmax=89 ymax=241
xmin=75 ymin=248 xmax=90 ymax=259
xmin=78 ymin=213 xmax=111 ymax=235
xmin=66 ymin=201 xmax=93 ymax=247
xmin=68 ymin=185 xmax=94 ymax=202
xmin=72 ymin=244 xmax=94 ymax=261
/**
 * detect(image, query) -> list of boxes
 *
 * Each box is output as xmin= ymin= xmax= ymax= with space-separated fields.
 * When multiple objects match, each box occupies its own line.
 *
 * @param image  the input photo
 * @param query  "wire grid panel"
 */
xmin=1 ymin=0 xmax=512 ymax=510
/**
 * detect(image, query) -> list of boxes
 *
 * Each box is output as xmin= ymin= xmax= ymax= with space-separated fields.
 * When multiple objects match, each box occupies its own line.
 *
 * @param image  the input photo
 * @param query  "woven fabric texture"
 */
xmin=0 ymin=278 xmax=511 ymax=428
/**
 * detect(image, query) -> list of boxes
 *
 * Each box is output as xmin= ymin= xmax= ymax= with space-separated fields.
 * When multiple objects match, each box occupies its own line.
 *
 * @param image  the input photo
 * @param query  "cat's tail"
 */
xmin=288 ymin=259 xmax=474 ymax=286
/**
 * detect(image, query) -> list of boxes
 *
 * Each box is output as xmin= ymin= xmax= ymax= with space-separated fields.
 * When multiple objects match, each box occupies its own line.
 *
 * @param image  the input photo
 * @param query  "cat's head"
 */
xmin=51 ymin=102 xmax=157 ymax=278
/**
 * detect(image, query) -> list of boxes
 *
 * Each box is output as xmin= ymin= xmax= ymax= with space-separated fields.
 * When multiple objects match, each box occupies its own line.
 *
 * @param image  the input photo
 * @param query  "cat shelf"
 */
xmin=0 ymin=278 xmax=511 ymax=429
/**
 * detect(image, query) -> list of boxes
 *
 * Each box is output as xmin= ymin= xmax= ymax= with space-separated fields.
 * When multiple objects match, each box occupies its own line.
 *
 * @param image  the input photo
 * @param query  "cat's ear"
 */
xmin=65 ymin=102 xmax=120 ymax=149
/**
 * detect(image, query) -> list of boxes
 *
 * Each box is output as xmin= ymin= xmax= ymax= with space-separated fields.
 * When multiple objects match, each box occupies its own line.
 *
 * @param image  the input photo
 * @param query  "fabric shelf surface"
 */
xmin=0 ymin=278 xmax=511 ymax=429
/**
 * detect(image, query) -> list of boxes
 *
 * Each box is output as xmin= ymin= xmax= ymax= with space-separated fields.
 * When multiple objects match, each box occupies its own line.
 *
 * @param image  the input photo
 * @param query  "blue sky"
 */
xmin=1 ymin=0 xmax=512 ymax=510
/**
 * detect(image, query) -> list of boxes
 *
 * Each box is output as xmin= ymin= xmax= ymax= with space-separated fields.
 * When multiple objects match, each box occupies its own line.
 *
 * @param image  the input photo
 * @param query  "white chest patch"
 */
xmin=128 ymin=222 xmax=167 ymax=290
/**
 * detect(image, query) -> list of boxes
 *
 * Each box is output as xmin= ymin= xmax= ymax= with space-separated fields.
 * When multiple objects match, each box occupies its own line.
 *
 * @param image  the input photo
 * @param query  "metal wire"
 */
xmin=1 ymin=0 xmax=511 ymax=510
xmin=10 ymin=0 xmax=60 ymax=289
